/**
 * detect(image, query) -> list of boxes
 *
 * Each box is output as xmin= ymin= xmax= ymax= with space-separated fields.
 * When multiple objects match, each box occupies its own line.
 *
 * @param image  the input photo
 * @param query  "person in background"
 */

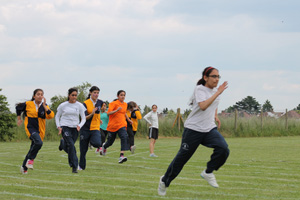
xmin=56 ymin=88 xmax=86 ymax=173
xmin=16 ymin=89 xmax=55 ymax=174
xmin=102 ymin=90 xmax=131 ymax=164
xmin=95 ymin=102 xmax=109 ymax=155
xmin=158 ymin=66 xmax=230 ymax=196
xmin=144 ymin=104 xmax=159 ymax=157
xmin=126 ymin=101 xmax=142 ymax=154
xmin=79 ymin=86 xmax=103 ymax=170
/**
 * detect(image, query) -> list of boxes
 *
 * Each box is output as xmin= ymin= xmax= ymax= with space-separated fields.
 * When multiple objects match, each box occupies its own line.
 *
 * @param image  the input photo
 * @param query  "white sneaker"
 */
xmin=20 ymin=166 xmax=28 ymax=174
xmin=77 ymin=166 xmax=83 ymax=171
xmin=102 ymin=143 xmax=107 ymax=156
xmin=118 ymin=156 xmax=127 ymax=164
xmin=25 ymin=159 xmax=34 ymax=170
xmin=158 ymin=176 xmax=167 ymax=196
xmin=150 ymin=153 xmax=158 ymax=157
xmin=130 ymin=145 xmax=136 ymax=154
xmin=200 ymin=170 xmax=219 ymax=188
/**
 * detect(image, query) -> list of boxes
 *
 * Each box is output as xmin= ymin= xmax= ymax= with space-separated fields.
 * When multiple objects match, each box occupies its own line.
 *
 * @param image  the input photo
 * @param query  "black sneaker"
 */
xmin=59 ymin=139 xmax=64 ymax=151
xmin=72 ymin=168 xmax=78 ymax=173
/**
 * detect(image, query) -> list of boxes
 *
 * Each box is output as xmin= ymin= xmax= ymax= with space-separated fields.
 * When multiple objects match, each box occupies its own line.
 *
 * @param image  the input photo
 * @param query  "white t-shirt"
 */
xmin=184 ymin=85 xmax=220 ymax=132
xmin=55 ymin=101 xmax=86 ymax=128
xmin=143 ymin=111 xmax=159 ymax=129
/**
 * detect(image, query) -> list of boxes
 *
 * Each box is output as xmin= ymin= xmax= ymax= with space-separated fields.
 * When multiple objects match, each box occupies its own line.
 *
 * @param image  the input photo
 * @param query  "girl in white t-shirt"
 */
xmin=144 ymin=104 xmax=159 ymax=157
xmin=158 ymin=66 xmax=229 ymax=196
xmin=56 ymin=88 xmax=86 ymax=173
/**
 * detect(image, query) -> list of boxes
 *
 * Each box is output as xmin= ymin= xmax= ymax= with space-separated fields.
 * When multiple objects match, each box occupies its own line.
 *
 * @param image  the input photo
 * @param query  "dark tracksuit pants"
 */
xmin=104 ymin=127 xmax=129 ymax=151
xmin=61 ymin=126 xmax=79 ymax=169
xmin=162 ymin=127 xmax=230 ymax=187
xmin=100 ymin=128 xmax=108 ymax=147
xmin=127 ymin=124 xmax=135 ymax=147
xmin=79 ymin=129 xmax=101 ymax=169
xmin=22 ymin=132 xmax=43 ymax=170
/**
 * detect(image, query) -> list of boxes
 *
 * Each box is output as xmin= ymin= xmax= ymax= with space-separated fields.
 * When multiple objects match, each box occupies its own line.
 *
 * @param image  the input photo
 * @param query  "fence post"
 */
xmin=261 ymin=110 xmax=263 ymax=131
xmin=285 ymin=108 xmax=288 ymax=130
xmin=234 ymin=109 xmax=238 ymax=131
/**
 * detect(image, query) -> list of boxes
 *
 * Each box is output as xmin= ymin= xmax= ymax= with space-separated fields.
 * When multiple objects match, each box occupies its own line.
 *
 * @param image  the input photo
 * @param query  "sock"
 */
xmin=120 ymin=153 xmax=124 ymax=157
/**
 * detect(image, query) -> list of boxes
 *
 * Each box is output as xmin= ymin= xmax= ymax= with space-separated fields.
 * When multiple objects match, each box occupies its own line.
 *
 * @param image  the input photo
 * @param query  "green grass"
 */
xmin=0 ymin=137 xmax=300 ymax=199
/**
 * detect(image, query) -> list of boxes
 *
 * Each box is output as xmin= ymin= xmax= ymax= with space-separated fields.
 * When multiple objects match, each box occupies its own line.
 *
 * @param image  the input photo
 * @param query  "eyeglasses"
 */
xmin=208 ymin=75 xmax=221 ymax=79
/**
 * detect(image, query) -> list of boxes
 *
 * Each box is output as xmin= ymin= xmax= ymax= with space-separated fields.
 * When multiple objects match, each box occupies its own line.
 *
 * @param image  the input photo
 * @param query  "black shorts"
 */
xmin=149 ymin=127 xmax=159 ymax=140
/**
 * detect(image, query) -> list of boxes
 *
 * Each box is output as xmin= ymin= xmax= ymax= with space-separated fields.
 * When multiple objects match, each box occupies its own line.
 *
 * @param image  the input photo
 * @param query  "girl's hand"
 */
xmin=17 ymin=119 xmax=23 ymax=126
xmin=92 ymin=107 xmax=98 ymax=114
xmin=128 ymin=119 xmax=133 ymax=125
xmin=77 ymin=125 xmax=81 ymax=132
xmin=215 ymin=117 xmax=221 ymax=129
xmin=117 ymin=107 xmax=122 ymax=111
xmin=100 ymin=120 xmax=103 ymax=125
xmin=43 ymin=97 xmax=49 ymax=111
xmin=217 ymin=81 xmax=228 ymax=95
xmin=58 ymin=127 xmax=62 ymax=135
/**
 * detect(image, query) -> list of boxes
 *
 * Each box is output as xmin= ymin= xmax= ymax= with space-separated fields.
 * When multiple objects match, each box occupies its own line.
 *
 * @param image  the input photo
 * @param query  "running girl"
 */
xmin=95 ymin=102 xmax=109 ymax=155
xmin=102 ymin=90 xmax=131 ymax=164
xmin=158 ymin=66 xmax=230 ymax=196
xmin=126 ymin=101 xmax=142 ymax=154
xmin=79 ymin=86 xmax=103 ymax=170
xmin=144 ymin=104 xmax=159 ymax=157
xmin=16 ymin=89 xmax=54 ymax=174
xmin=55 ymin=88 xmax=86 ymax=173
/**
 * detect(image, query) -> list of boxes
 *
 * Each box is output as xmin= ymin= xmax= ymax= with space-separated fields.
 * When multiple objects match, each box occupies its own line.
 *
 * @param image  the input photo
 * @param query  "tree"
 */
xmin=224 ymin=106 xmax=235 ymax=113
xmin=262 ymin=100 xmax=273 ymax=112
xmin=234 ymin=96 xmax=261 ymax=114
xmin=142 ymin=105 xmax=151 ymax=116
xmin=0 ymin=88 xmax=16 ymax=141
xmin=162 ymin=108 xmax=168 ymax=114
xmin=294 ymin=104 xmax=300 ymax=110
xmin=50 ymin=82 xmax=92 ymax=113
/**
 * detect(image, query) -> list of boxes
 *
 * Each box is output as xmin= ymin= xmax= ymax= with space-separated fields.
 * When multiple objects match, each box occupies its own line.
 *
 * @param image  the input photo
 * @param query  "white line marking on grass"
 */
xmin=0 ymin=191 xmax=82 ymax=200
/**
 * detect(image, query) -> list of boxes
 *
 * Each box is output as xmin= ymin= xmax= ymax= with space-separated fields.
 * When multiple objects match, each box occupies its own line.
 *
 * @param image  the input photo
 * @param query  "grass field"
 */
xmin=0 ymin=136 xmax=300 ymax=200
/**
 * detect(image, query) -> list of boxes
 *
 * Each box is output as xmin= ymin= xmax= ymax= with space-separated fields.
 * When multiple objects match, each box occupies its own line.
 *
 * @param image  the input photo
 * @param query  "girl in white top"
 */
xmin=158 ymin=66 xmax=230 ymax=196
xmin=144 ymin=104 xmax=159 ymax=157
xmin=55 ymin=88 xmax=86 ymax=173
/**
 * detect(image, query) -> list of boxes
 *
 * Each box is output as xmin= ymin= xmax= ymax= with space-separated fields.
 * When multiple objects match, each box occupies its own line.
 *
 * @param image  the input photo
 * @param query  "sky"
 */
xmin=1 ymin=0 xmax=300 ymax=113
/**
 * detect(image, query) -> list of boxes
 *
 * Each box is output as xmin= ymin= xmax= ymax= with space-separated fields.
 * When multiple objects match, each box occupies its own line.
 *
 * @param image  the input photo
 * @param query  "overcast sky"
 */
xmin=1 ymin=0 xmax=300 ymax=113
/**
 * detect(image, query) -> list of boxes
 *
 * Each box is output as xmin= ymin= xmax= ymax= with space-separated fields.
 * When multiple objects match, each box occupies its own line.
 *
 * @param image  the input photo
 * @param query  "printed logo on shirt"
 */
xmin=64 ymin=131 xmax=70 ymax=137
xmin=182 ymin=143 xmax=189 ymax=151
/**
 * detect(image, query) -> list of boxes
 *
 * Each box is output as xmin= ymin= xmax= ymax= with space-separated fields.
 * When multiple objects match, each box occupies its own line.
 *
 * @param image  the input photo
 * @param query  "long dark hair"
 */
xmin=113 ymin=90 xmax=126 ymax=101
xmin=86 ymin=86 xmax=100 ymax=100
xmin=196 ymin=66 xmax=217 ymax=86
xmin=67 ymin=88 xmax=78 ymax=101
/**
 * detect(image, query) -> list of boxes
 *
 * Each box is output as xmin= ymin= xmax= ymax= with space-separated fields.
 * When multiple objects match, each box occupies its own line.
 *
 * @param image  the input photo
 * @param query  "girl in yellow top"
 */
xmin=126 ymin=101 xmax=142 ymax=153
xmin=16 ymin=89 xmax=54 ymax=174
xmin=102 ymin=90 xmax=132 ymax=164
xmin=79 ymin=86 xmax=103 ymax=170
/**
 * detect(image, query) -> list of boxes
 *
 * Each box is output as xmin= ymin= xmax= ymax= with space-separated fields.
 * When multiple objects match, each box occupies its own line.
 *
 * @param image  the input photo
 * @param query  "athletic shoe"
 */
xmin=150 ymin=153 xmax=158 ymax=157
xmin=200 ymin=170 xmax=219 ymax=188
xmin=77 ymin=166 xmax=83 ymax=171
xmin=25 ymin=159 xmax=34 ymax=169
xmin=158 ymin=176 xmax=167 ymax=196
xmin=20 ymin=166 xmax=28 ymax=175
xmin=95 ymin=148 xmax=100 ymax=154
xmin=118 ymin=156 xmax=127 ymax=164
xmin=72 ymin=168 xmax=78 ymax=173
xmin=130 ymin=145 xmax=136 ymax=154
xmin=58 ymin=139 xmax=63 ymax=151
xmin=102 ymin=143 xmax=107 ymax=156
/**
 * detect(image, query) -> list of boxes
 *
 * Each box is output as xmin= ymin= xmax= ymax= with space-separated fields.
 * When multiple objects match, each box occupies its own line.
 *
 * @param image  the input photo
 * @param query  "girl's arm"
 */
xmin=143 ymin=112 xmax=152 ymax=125
xmin=215 ymin=109 xmax=221 ymax=129
xmin=78 ymin=103 xmax=87 ymax=130
xmin=126 ymin=113 xmax=133 ymax=125
xmin=198 ymin=81 xmax=228 ymax=111
xmin=107 ymin=107 xmax=122 ymax=115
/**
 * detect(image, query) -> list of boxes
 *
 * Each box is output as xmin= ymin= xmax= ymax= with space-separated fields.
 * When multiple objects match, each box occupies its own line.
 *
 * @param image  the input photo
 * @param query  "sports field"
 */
xmin=0 ymin=136 xmax=299 ymax=200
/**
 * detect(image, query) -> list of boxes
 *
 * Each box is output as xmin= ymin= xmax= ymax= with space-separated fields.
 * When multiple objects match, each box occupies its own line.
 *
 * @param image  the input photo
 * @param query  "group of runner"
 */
xmin=16 ymin=66 xmax=230 ymax=196
xmin=16 ymin=87 xmax=159 ymax=174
